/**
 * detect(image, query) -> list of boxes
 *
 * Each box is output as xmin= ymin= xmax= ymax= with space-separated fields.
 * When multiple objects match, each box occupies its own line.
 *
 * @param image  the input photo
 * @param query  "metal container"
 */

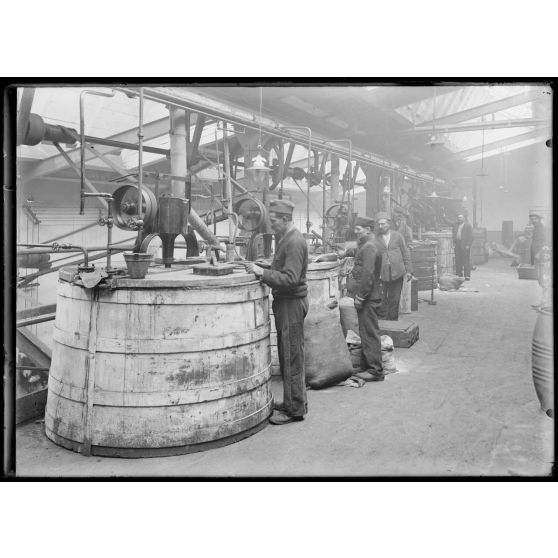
xmin=123 ymin=252 xmax=152 ymax=279
xmin=409 ymin=242 xmax=437 ymax=292
xmin=532 ymin=306 xmax=554 ymax=417
xmin=270 ymin=260 xmax=340 ymax=376
xmin=422 ymin=231 xmax=455 ymax=276
xmin=45 ymin=267 xmax=272 ymax=456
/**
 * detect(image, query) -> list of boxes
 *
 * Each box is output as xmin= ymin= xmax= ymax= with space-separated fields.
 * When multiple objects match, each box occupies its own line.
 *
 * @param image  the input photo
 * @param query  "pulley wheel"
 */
xmin=113 ymin=184 xmax=158 ymax=230
xmin=233 ymin=197 xmax=266 ymax=232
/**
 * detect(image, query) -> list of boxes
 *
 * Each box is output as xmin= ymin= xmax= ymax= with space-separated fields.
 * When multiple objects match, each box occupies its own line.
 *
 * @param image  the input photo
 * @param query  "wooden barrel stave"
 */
xmin=45 ymin=269 xmax=272 ymax=455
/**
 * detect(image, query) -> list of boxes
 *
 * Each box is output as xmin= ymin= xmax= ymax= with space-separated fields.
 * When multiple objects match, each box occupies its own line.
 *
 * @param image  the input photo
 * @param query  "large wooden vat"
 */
xmin=532 ymin=306 xmax=553 ymax=418
xmin=270 ymin=260 xmax=340 ymax=376
xmin=45 ymin=267 xmax=272 ymax=457
xmin=422 ymin=231 xmax=454 ymax=276
xmin=409 ymin=242 xmax=437 ymax=291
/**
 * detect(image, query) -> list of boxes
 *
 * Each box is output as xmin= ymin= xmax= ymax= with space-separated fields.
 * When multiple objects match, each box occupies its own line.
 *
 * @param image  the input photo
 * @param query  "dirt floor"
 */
xmin=15 ymin=257 xmax=554 ymax=477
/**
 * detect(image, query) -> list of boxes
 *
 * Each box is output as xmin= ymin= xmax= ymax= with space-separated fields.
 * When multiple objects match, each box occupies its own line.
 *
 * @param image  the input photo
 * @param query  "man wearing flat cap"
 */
xmin=529 ymin=211 xmax=547 ymax=265
xmin=375 ymin=211 xmax=413 ymax=320
xmin=246 ymin=199 xmax=309 ymax=425
xmin=341 ymin=216 xmax=384 ymax=382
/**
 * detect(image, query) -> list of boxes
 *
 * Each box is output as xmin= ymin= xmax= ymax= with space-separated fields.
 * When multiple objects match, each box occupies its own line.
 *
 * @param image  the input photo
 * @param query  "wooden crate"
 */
xmin=517 ymin=264 xmax=538 ymax=280
xmin=379 ymin=318 xmax=419 ymax=348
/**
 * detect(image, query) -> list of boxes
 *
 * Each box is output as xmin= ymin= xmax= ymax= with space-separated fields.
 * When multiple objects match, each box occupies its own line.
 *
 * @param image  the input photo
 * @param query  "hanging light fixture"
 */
xmin=247 ymin=87 xmax=270 ymax=188
xmin=426 ymin=85 xmax=445 ymax=148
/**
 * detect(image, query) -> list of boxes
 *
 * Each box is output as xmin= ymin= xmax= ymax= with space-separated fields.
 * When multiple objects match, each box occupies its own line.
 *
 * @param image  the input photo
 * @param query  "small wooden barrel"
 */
xmin=423 ymin=231 xmax=454 ymax=276
xmin=471 ymin=228 xmax=488 ymax=265
xmin=45 ymin=267 xmax=272 ymax=457
xmin=532 ymin=306 xmax=554 ymax=417
xmin=409 ymin=242 xmax=437 ymax=292
xmin=269 ymin=260 xmax=340 ymax=376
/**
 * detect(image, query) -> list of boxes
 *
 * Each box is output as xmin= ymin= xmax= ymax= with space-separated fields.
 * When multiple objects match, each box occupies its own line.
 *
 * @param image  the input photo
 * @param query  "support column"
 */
xmin=169 ymin=108 xmax=187 ymax=198
xmin=363 ymin=165 xmax=380 ymax=219
xmin=329 ymin=155 xmax=340 ymax=206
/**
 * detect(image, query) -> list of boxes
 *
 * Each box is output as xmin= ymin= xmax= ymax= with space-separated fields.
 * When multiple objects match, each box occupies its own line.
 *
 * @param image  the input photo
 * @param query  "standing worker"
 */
xmin=375 ymin=212 xmax=413 ymax=320
xmin=246 ymin=199 xmax=309 ymax=425
xmin=395 ymin=211 xmax=413 ymax=246
xmin=453 ymin=213 xmax=473 ymax=280
xmin=339 ymin=216 xmax=384 ymax=381
xmin=529 ymin=211 xmax=547 ymax=265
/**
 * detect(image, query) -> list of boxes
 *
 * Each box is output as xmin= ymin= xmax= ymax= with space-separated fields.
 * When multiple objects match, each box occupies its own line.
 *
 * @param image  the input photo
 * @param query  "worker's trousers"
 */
xmin=455 ymin=242 xmax=471 ymax=278
xmin=272 ymin=296 xmax=309 ymax=417
xmin=379 ymin=276 xmax=404 ymax=320
xmin=356 ymin=299 xmax=383 ymax=377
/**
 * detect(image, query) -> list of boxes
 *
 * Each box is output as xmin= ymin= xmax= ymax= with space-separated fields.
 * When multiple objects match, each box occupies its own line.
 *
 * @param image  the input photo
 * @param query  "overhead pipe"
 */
xmin=17 ymin=243 xmax=89 ymax=268
xmin=79 ymin=89 xmax=116 ymax=214
xmin=279 ymin=126 xmax=312 ymax=233
xmin=115 ymin=86 xmax=444 ymax=186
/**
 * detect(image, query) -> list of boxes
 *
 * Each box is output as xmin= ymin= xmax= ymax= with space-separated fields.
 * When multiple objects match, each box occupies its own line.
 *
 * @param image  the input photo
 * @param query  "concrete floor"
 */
xmin=16 ymin=258 xmax=554 ymax=477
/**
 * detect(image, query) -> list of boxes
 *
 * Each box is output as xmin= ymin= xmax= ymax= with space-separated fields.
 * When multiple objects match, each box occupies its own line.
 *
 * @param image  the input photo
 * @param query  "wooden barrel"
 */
xmin=270 ymin=260 xmax=340 ymax=376
xmin=532 ymin=306 xmax=554 ymax=417
xmin=45 ymin=267 xmax=272 ymax=457
xmin=409 ymin=242 xmax=437 ymax=291
xmin=471 ymin=228 xmax=488 ymax=265
xmin=423 ymin=231 xmax=454 ymax=276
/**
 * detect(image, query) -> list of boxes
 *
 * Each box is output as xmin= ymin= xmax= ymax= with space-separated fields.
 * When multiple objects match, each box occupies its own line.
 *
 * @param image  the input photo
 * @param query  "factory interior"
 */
xmin=9 ymin=83 xmax=554 ymax=478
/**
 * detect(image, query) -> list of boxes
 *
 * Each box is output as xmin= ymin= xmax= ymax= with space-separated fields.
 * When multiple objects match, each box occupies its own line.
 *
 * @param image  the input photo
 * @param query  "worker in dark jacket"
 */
xmin=247 ymin=199 xmax=309 ymax=425
xmin=341 ymin=216 xmax=384 ymax=382
xmin=375 ymin=212 xmax=413 ymax=320
xmin=529 ymin=211 xmax=547 ymax=265
xmin=452 ymin=214 xmax=474 ymax=280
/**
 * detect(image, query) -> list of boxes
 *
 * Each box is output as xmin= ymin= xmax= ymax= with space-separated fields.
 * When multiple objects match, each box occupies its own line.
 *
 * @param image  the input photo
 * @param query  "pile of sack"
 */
xmin=438 ymin=273 xmax=466 ymax=291
xmin=346 ymin=330 xmax=398 ymax=375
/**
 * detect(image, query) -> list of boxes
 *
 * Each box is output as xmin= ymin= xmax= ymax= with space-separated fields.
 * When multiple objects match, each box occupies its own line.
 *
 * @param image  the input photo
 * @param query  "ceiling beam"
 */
xmin=25 ymin=116 xmax=173 ymax=181
xmin=454 ymin=128 xmax=550 ymax=159
xmin=409 ymin=118 xmax=549 ymax=134
xmin=416 ymin=89 xmax=542 ymax=128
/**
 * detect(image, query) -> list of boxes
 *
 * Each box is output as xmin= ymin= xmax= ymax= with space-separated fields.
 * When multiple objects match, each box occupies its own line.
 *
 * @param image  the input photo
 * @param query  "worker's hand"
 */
xmin=354 ymin=295 xmax=364 ymax=310
xmin=406 ymin=272 xmax=414 ymax=282
xmin=246 ymin=262 xmax=264 ymax=277
xmin=336 ymin=249 xmax=347 ymax=259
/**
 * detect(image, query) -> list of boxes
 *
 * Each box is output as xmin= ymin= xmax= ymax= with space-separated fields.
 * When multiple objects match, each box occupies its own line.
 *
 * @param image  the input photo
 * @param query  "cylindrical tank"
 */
xmin=270 ymin=260 xmax=340 ymax=376
xmin=422 ymin=231 xmax=454 ymax=276
xmin=45 ymin=267 xmax=272 ymax=457
xmin=409 ymin=241 xmax=437 ymax=291
xmin=532 ymin=306 xmax=553 ymax=417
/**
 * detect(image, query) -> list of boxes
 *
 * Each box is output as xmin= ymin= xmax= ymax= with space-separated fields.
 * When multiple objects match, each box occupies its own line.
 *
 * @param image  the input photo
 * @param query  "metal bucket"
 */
xmin=45 ymin=268 xmax=272 ymax=456
xmin=532 ymin=306 xmax=554 ymax=417
xmin=124 ymin=252 xmax=152 ymax=279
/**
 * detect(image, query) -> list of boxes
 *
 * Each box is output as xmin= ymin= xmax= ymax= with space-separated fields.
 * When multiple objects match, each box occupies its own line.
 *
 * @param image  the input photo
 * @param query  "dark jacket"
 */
xmin=261 ymin=225 xmax=308 ymax=299
xmin=376 ymin=230 xmax=413 ymax=282
xmin=452 ymin=221 xmax=473 ymax=247
xmin=531 ymin=222 xmax=547 ymax=258
xmin=348 ymin=233 xmax=382 ymax=301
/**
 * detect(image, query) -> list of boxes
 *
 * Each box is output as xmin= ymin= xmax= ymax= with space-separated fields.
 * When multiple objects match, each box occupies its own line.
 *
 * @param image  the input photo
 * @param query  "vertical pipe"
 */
xmin=170 ymin=107 xmax=188 ymax=198
xmin=222 ymin=122 xmax=234 ymax=251
xmin=106 ymin=198 xmax=113 ymax=270
xmin=473 ymin=176 xmax=477 ymax=228
xmin=137 ymin=88 xmax=145 ymax=249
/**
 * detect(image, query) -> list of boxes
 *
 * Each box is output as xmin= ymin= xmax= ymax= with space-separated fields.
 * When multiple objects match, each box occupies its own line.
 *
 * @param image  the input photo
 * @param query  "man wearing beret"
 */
xmin=375 ymin=212 xmax=413 ymax=320
xmin=246 ymin=199 xmax=309 ymax=425
xmin=529 ymin=211 xmax=547 ymax=265
xmin=341 ymin=216 xmax=384 ymax=382
xmin=452 ymin=214 xmax=473 ymax=280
